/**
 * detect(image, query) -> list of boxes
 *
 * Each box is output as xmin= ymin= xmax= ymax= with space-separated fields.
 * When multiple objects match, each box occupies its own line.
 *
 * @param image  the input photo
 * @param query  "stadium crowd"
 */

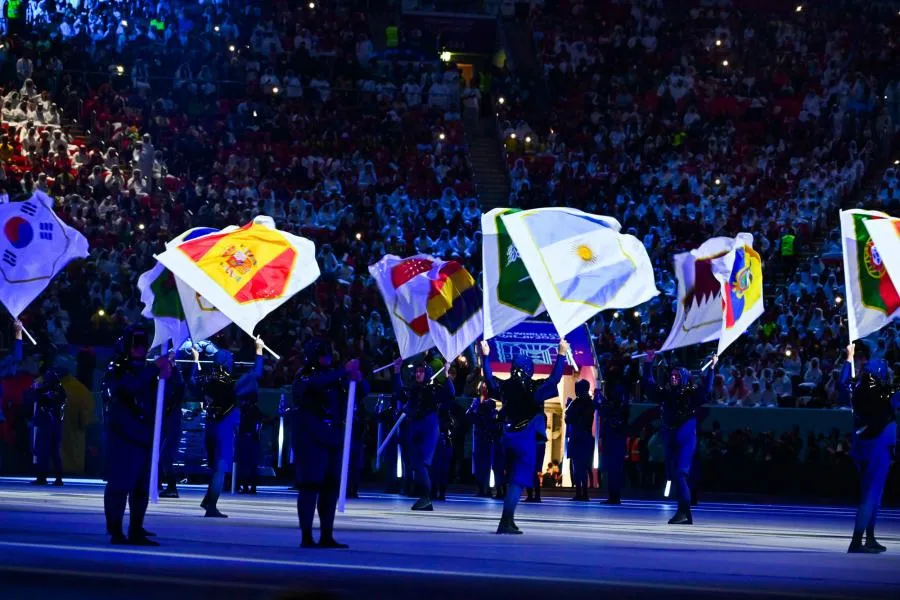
xmin=496 ymin=0 xmax=900 ymax=406
xmin=0 ymin=0 xmax=898 ymax=411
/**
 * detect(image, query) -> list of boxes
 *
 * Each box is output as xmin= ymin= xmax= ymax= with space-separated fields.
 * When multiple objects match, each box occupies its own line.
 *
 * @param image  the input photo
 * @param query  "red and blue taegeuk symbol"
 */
xmin=3 ymin=217 xmax=34 ymax=249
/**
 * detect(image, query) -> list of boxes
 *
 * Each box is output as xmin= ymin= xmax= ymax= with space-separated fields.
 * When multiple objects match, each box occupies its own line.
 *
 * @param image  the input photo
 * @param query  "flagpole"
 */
xmin=377 ymin=413 xmax=407 ymax=458
xmin=20 ymin=325 xmax=37 ymax=346
xmin=149 ymin=343 xmax=168 ymax=504
xmin=337 ymin=380 xmax=357 ymax=514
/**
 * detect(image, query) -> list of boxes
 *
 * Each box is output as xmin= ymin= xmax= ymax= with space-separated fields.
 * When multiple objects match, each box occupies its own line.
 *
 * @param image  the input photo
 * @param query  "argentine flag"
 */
xmin=500 ymin=208 xmax=659 ymax=337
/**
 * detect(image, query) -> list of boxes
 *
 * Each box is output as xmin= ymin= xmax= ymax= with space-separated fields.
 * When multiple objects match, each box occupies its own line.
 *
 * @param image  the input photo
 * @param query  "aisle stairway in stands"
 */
xmin=468 ymin=118 xmax=510 ymax=211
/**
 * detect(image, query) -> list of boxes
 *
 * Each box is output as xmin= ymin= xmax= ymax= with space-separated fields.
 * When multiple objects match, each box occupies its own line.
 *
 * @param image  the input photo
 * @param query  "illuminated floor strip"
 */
xmin=0 ymin=541 xmax=863 ymax=599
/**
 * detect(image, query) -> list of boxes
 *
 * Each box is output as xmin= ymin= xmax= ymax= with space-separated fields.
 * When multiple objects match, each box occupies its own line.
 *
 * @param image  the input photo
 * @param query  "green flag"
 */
xmin=482 ymin=207 xmax=544 ymax=338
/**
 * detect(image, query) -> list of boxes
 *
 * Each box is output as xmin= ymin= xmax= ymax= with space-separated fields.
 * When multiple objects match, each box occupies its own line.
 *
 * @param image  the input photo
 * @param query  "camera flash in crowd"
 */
xmin=121 ymin=20 xmax=128 ymax=28
xmin=722 ymin=59 xmax=729 ymax=67
xmin=97 ymin=309 xmax=106 ymax=317
xmin=273 ymin=87 xmax=280 ymax=94
xmin=498 ymin=97 xmax=505 ymax=105
xmin=633 ymin=310 xmax=641 ymax=318
xmin=138 ymin=223 xmax=145 ymax=231
xmin=440 ymin=51 xmax=452 ymax=62
xmin=510 ymin=133 xmax=517 ymax=140
xmin=116 ymin=65 xmax=124 ymax=75
xmin=835 ymin=295 xmax=843 ymax=305
xmin=715 ymin=178 xmax=721 ymax=185
xmin=229 ymin=45 xmax=236 ymax=52
xmin=613 ymin=311 xmax=621 ymax=319
xmin=785 ymin=349 xmax=793 ymax=357
xmin=253 ymin=110 xmax=258 ymax=118
xmin=438 ymin=133 xmax=446 ymax=141
xmin=215 ymin=26 xmax=221 ymax=33
xmin=525 ymin=136 xmax=532 ymax=144
xmin=795 ymin=5 xmax=803 ymax=12
xmin=309 ymin=2 xmax=316 ymax=9
xmin=715 ymin=39 xmax=722 ymax=47
xmin=355 ymin=232 xmax=363 ymax=241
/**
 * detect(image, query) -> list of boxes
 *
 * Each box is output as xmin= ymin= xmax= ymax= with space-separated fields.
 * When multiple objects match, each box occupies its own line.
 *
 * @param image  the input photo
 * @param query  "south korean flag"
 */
xmin=0 ymin=191 xmax=89 ymax=318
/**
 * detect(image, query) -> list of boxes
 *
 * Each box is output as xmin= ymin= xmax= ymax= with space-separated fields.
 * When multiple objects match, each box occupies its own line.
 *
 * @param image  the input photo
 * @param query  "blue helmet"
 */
xmin=213 ymin=349 xmax=234 ymax=372
xmin=864 ymin=359 xmax=890 ymax=384
xmin=510 ymin=354 xmax=534 ymax=380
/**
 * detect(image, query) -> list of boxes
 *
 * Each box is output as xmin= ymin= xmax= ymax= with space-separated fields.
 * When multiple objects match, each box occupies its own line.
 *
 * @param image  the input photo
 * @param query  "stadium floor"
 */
xmin=0 ymin=479 xmax=898 ymax=600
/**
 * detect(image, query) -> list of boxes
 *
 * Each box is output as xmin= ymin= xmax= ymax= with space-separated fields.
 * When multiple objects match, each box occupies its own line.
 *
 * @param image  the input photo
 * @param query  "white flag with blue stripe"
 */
xmin=500 ymin=207 xmax=659 ymax=337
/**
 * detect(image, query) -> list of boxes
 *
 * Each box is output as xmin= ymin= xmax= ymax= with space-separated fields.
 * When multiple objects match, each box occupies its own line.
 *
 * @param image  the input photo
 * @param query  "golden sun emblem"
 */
xmin=575 ymin=243 xmax=597 ymax=264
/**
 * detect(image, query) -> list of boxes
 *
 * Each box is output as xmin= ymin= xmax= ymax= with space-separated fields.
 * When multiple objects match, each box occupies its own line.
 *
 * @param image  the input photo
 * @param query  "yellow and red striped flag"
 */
xmin=155 ymin=216 xmax=320 ymax=338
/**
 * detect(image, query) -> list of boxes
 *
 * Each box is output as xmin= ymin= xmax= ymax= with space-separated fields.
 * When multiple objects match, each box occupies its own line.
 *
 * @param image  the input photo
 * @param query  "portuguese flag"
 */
xmin=481 ymin=208 xmax=544 ymax=339
xmin=840 ymin=209 xmax=900 ymax=341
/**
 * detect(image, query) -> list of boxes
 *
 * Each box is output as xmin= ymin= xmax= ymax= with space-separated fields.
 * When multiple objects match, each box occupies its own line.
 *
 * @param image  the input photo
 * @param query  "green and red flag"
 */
xmin=840 ymin=209 xmax=900 ymax=341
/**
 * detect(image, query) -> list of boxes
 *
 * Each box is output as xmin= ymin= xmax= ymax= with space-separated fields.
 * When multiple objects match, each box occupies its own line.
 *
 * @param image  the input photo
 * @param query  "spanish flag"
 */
xmin=155 ymin=216 xmax=320 ymax=338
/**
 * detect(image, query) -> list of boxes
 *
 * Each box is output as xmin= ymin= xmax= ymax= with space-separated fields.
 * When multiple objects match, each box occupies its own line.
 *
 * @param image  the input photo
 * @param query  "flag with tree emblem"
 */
xmin=841 ymin=209 xmax=900 ymax=340
xmin=482 ymin=208 xmax=544 ymax=339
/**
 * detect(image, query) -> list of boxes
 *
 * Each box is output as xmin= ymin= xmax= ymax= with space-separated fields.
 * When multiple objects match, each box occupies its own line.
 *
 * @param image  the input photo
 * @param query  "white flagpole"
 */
xmin=377 ymin=413 xmax=407 ymax=457
xmin=376 ymin=422 xmax=383 ymax=472
xmin=21 ymin=325 xmax=37 ymax=346
xmin=337 ymin=380 xmax=357 ymax=513
xmin=277 ymin=392 xmax=285 ymax=469
xmin=149 ymin=373 xmax=166 ymax=504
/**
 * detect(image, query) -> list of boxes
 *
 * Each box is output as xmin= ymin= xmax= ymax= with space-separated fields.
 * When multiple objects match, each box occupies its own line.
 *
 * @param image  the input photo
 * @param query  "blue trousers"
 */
xmin=472 ymin=433 xmax=493 ymax=490
xmin=664 ymin=418 xmax=696 ymax=508
xmin=34 ymin=420 xmax=62 ymax=479
xmin=432 ymin=436 xmax=453 ymax=488
xmin=570 ymin=431 xmax=594 ymax=488
xmin=852 ymin=422 xmax=896 ymax=535
xmin=502 ymin=415 xmax=544 ymax=488
xmin=409 ymin=413 xmax=439 ymax=494
xmin=602 ymin=431 xmax=627 ymax=497
xmin=492 ymin=436 xmax=507 ymax=487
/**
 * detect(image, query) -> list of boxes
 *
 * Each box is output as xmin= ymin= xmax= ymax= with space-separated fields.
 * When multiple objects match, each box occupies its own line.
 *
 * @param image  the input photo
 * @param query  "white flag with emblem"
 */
xmin=0 ymin=191 xmax=89 ymax=318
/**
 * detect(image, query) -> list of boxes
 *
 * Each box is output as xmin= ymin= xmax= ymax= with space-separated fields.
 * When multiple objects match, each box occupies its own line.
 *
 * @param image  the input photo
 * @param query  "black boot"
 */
xmin=31 ymin=477 xmax=48 ymax=486
xmin=52 ymin=478 xmax=64 ymax=487
xmin=205 ymin=508 xmax=228 ymax=518
xmin=160 ymin=487 xmax=179 ymax=499
xmin=604 ymin=495 xmax=622 ymax=505
xmin=496 ymin=510 xmax=523 ymax=535
xmin=849 ymin=531 xmax=880 ymax=554
xmin=866 ymin=522 xmax=886 ymax=552
xmin=411 ymin=496 xmax=434 ymax=511
xmin=128 ymin=529 xmax=160 ymax=547
xmin=668 ymin=505 xmax=693 ymax=525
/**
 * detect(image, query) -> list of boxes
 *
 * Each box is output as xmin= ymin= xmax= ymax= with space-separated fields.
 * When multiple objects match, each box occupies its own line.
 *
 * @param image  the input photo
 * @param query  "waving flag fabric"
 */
xmin=0 ymin=191 xmax=88 ymax=318
xmin=500 ymin=207 xmax=658 ymax=338
xmin=482 ymin=208 xmax=544 ymax=339
xmin=369 ymin=254 xmax=483 ymax=361
xmin=659 ymin=237 xmax=736 ymax=352
xmin=710 ymin=233 xmax=764 ymax=354
xmin=842 ymin=210 xmax=900 ymax=340
xmin=138 ymin=227 xmax=232 ymax=350
xmin=864 ymin=216 xmax=900 ymax=300
xmin=155 ymin=216 xmax=320 ymax=337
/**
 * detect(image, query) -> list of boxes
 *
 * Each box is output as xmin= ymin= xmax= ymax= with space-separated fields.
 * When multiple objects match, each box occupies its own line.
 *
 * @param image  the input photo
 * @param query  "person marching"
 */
xmin=373 ymin=392 xmax=403 ymax=493
xmin=159 ymin=351 xmax=185 ymax=499
xmin=524 ymin=410 xmax=548 ymax=503
xmin=102 ymin=325 xmax=171 ymax=546
xmin=392 ymin=358 xmax=455 ymax=511
xmin=597 ymin=355 xmax=632 ymax=505
xmin=291 ymin=339 xmax=364 ymax=549
xmin=467 ymin=387 xmax=497 ymax=498
xmin=642 ymin=351 xmax=716 ymax=525
xmin=29 ymin=366 xmax=66 ymax=486
xmin=480 ymin=339 xmax=567 ymax=535
xmin=431 ymin=390 xmax=457 ymax=501
xmin=192 ymin=337 xmax=265 ymax=518
xmin=842 ymin=342 xmax=899 ymax=554
xmin=565 ymin=379 xmax=595 ymax=501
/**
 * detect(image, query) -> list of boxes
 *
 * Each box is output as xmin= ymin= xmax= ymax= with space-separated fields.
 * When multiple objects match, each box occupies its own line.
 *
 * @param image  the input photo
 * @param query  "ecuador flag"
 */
xmin=156 ymin=216 xmax=320 ymax=338
xmin=370 ymin=254 xmax=483 ymax=362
